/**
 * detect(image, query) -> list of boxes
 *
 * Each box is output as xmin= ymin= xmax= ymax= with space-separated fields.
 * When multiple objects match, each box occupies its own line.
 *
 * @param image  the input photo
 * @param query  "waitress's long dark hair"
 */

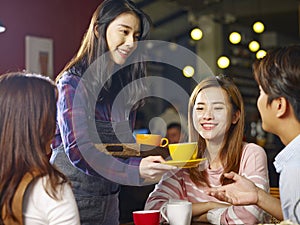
xmin=56 ymin=0 xmax=151 ymax=109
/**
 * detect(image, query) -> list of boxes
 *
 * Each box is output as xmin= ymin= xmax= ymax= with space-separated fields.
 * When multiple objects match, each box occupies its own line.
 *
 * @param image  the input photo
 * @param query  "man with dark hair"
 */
xmin=207 ymin=45 xmax=300 ymax=223
xmin=166 ymin=122 xmax=186 ymax=144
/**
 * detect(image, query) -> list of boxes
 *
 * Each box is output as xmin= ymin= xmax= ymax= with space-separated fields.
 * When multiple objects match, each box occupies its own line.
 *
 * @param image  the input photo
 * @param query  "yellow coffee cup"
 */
xmin=136 ymin=134 xmax=169 ymax=147
xmin=168 ymin=142 xmax=198 ymax=161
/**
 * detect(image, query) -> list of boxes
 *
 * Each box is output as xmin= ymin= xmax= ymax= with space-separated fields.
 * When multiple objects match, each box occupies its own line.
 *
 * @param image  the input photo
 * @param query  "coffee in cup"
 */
xmin=136 ymin=134 xmax=169 ymax=147
xmin=168 ymin=142 xmax=198 ymax=161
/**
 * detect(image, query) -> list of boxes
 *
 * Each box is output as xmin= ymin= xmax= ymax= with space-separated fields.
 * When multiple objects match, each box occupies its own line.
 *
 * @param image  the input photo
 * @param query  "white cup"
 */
xmin=160 ymin=200 xmax=192 ymax=225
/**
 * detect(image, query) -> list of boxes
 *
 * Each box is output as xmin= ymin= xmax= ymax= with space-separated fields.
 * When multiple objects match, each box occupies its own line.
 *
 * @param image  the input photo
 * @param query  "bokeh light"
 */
xmin=256 ymin=49 xmax=267 ymax=59
xmin=229 ymin=32 xmax=242 ymax=44
xmin=190 ymin=27 xmax=203 ymax=41
xmin=182 ymin=65 xmax=195 ymax=77
xmin=253 ymin=21 xmax=265 ymax=33
xmin=248 ymin=41 xmax=260 ymax=52
xmin=217 ymin=56 xmax=230 ymax=69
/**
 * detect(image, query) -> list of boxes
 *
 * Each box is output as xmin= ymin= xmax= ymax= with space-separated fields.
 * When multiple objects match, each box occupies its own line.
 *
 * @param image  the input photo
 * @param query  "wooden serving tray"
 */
xmin=94 ymin=143 xmax=170 ymax=159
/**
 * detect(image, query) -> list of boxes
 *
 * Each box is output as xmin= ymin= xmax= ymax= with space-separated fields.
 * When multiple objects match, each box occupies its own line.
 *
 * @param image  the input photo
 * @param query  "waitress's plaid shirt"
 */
xmin=51 ymin=71 xmax=141 ymax=185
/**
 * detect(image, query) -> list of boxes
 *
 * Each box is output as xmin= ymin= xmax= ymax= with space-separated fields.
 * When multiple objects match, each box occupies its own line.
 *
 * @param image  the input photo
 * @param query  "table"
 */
xmin=97 ymin=144 xmax=211 ymax=225
xmin=120 ymin=222 xmax=211 ymax=225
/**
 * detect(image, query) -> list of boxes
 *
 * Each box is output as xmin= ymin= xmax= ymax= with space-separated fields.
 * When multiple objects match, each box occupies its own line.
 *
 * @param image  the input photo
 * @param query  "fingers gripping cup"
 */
xmin=168 ymin=142 xmax=198 ymax=161
xmin=136 ymin=134 xmax=169 ymax=147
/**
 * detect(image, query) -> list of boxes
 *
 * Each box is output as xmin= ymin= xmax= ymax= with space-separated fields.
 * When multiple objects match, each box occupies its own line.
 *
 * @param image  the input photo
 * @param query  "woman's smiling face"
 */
xmin=106 ymin=12 xmax=141 ymax=65
xmin=193 ymin=86 xmax=234 ymax=141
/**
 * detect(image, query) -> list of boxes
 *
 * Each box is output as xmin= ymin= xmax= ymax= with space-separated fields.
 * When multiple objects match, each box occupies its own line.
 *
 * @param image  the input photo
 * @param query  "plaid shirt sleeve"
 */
xmin=54 ymin=73 xmax=142 ymax=185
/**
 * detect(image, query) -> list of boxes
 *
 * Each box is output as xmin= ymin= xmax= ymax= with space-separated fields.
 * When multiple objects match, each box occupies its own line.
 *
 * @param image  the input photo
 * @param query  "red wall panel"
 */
xmin=0 ymin=0 xmax=102 ymax=78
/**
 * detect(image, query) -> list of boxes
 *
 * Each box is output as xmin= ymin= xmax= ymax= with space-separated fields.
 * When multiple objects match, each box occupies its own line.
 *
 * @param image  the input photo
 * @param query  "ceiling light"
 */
xmin=190 ymin=27 xmax=203 ymax=41
xmin=0 ymin=20 xmax=6 ymax=33
xmin=182 ymin=65 xmax=195 ymax=77
xmin=256 ymin=49 xmax=267 ymax=59
xmin=248 ymin=41 xmax=260 ymax=52
xmin=217 ymin=56 xmax=230 ymax=69
xmin=253 ymin=21 xmax=265 ymax=33
xmin=229 ymin=32 xmax=242 ymax=44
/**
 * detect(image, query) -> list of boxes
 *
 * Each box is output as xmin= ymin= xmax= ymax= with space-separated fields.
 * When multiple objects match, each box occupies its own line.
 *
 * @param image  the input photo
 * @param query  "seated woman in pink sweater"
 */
xmin=145 ymin=75 xmax=269 ymax=224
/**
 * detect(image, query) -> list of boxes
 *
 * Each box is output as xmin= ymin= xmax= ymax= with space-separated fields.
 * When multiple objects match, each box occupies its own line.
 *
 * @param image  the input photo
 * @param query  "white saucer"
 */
xmin=162 ymin=158 xmax=206 ymax=168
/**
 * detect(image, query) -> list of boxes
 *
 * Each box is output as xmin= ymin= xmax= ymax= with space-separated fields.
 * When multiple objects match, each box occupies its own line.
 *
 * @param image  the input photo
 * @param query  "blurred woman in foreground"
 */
xmin=0 ymin=72 xmax=80 ymax=225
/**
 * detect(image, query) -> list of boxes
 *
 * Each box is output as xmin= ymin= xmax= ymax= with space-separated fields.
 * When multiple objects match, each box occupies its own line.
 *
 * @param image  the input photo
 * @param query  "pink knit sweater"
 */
xmin=145 ymin=143 xmax=270 ymax=224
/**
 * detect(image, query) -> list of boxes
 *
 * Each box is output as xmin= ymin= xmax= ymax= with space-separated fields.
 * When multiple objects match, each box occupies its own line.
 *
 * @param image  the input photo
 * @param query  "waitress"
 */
xmin=50 ymin=0 xmax=175 ymax=224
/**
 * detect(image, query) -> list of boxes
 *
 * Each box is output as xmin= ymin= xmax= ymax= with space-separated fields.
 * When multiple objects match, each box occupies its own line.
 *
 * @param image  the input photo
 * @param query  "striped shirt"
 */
xmin=145 ymin=143 xmax=269 ymax=224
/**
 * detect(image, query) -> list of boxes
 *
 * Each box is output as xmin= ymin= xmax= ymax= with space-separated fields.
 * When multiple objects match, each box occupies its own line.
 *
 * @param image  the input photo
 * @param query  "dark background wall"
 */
xmin=0 ymin=0 xmax=281 ymax=190
xmin=0 ymin=0 xmax=102 ymax=76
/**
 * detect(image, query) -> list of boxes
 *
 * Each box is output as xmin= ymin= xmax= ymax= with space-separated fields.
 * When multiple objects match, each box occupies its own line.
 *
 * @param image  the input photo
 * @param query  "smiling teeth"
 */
xmin=119 ymin=49 xmax=128 ymax=55
xmin=202 ymin=124 xmax=215 ymax=128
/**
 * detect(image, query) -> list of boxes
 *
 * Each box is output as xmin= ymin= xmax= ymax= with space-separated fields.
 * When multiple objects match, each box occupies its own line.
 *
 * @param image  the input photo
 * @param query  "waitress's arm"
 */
xmin=55 ymin=75 xmax=143 ymax=185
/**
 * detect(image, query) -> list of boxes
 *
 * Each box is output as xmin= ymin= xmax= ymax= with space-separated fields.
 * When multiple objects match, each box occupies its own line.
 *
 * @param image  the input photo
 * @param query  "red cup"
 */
xmin=132 ymin=210 xmax=160 ymax=225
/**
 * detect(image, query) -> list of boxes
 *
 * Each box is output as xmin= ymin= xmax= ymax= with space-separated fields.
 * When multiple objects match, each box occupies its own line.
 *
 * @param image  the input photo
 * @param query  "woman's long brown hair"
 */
xmin=188 ymin=75 xmax=245 ymax=187
xmin=0 ymin=72 xmax=68 ymax=223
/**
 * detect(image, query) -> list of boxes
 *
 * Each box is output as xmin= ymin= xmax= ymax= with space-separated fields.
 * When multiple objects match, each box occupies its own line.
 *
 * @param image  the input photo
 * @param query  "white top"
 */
xmin=23 ymin=176 xmax=80 ymax=225
xmin=274 ymin=134 xmax=300 ymax=223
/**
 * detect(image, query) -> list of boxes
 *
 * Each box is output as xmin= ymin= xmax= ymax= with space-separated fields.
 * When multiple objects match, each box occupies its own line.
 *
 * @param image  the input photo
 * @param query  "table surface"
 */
xmin=100 ymin=145 xmax=209 ymax=225
xmin=98 ymin=144 xmax=209 ymax=225
xmin=120 ymin=222 xmax=211 ymax=225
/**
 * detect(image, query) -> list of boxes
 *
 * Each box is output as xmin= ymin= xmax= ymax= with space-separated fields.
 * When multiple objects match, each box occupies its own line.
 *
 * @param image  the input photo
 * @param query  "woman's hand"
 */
xmin=205 ymin=171 xmax=259 ymax=205
xmin=139 ymin=156 xmax=176 ymax=182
